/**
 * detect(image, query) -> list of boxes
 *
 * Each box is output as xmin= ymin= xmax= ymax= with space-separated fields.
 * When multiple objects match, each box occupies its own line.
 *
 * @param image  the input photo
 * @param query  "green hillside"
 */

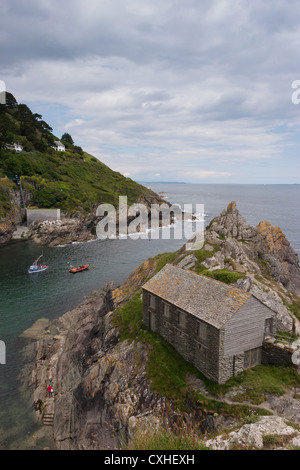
xmin=0 ymin=93 xmax=158 ymax=214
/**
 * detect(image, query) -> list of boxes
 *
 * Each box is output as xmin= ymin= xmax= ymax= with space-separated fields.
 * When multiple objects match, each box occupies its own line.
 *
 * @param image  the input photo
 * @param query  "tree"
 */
xmin=61 ymin=133 xmax=74 ymax=145
xmin=5 ymin=92 xmax=18 ymax=109
xmin=0 ymin=110 xmax=18 ymax=150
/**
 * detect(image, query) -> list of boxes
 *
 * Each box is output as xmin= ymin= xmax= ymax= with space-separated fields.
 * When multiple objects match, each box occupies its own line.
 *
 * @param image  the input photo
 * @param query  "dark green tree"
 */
xmin=4 ymin=92 xmax=18 ymax=109
xmin=61 ymin=133 xmax=74 ymax=145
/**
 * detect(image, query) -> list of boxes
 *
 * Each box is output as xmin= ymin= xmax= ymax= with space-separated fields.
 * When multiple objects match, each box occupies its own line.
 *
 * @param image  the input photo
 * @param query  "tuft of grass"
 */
xmin=154 ymin=251 xmax=179 ymax=273
xmin=112 ymin=291 xmax=145 ymax=343
xmin=278 ymin=294 xmax=300 ymax=322
xmin=195 ymin=268 xmax=245 ymax=284
xmin=262 ymin=434 xmax=297 ymax=450
xmin=126 ymin=424 xmax=209 ymax=450
xmin=208 ymin=365 xmax=300 ymax=405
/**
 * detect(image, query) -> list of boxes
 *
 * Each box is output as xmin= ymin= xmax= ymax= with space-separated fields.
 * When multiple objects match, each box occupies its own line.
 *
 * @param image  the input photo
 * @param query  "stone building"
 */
xmin=142 ymin=264 xmax=276 ymax=384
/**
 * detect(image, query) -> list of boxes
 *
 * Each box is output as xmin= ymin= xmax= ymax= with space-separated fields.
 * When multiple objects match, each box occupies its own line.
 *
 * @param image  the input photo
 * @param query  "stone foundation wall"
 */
xmin=262 ymin=339 xmax=294 ymax=368
xmin=26 ymin=209 xmax=61 ymax=226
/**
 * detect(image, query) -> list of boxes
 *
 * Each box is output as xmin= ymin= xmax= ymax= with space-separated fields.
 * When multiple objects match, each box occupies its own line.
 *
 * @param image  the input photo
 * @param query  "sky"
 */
xmin=1 ymin=0 xmax=300 ymax=184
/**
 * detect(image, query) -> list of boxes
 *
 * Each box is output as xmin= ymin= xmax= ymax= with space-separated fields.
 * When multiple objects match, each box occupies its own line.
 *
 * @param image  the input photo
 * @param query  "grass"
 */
xmin=112 ymin=293 xmax=280 ymax=417
xmin=205 ymin=364 xmax=300 ymax=405
xmin=125 ymin=424 xmax=209 ymax=450
xmin=0 ymin=148 xmax=160 ymax=215
xmin=207 ymin=269 xmax=245 ymax=284
xmin=278 ymin=293 xmax=300 ymax=322
xmin=193 ymin=246 xmax=219 ymax=267
xmin=112 ymin=269 xmax=300 ymax=450
xmin=154 ymin=251 xmax=179 ymax=272
xmin=111 ymin=290 xmax=300 ymax=450
xmin=195 ymin=267 xmax=245 ymax=284
xmin=112 ymin=292 xmax=197 ymax=409
xmin=191 ymin=246 xmax=245 ymax=284
xmin=262 ymin=434 xmax=297 ymax=450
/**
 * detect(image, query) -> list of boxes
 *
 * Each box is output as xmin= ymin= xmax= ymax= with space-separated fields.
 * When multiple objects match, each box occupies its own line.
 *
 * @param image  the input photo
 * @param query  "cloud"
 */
xmin=1 ymin=0 xmax=300 ymax=182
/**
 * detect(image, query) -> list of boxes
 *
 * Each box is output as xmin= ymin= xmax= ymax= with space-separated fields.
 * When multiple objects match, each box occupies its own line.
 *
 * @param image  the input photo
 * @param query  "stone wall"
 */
xmin=26 ymin=209 xmax=61 ymax=226
xmin=142 ymin=290 xmax=221 ymax=383
xmin=262 ymin=338 xmax=295 ymax=368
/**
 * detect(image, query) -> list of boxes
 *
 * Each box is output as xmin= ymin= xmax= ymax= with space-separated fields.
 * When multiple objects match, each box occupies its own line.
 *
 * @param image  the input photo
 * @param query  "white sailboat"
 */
xmin=28 ymin=254 xmax=49 ymax=274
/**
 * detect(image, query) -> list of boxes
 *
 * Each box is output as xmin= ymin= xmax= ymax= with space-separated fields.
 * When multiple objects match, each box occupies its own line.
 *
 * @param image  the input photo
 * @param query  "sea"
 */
xmin=0 ymin=183 xmax=299 ymax=449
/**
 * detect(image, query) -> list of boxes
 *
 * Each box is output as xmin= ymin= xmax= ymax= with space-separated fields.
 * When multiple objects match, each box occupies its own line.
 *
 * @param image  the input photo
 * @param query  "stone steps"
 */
xmin=43 ymin=413 xmax=54 ymax=426
xmin=43 ymin=396 xmax=54 ymax=426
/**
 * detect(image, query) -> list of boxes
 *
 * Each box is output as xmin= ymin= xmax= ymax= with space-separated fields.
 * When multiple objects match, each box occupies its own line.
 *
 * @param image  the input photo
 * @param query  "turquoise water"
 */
xmin=0 ymin=183 xmax=299 ymax=448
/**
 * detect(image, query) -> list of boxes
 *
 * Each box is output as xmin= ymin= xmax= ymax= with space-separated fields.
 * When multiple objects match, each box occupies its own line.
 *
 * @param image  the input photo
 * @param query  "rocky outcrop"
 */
xmin=207 ymin=201 xmax=300 ymax=295
xmin=0 ymin=221 xmax=15 ymax=244
xmin=205 ymin=416 xmax=300 ymax=450
xmin=0 ymin=185 xmax=26 ymax=244
xmin=27 ymin=217 xmax=96 ymax=246
xmin=29 ymin=284 xmax=165 ymax=450
xmin=257 ymin=221 xmax=300 ymax=294
xmin=189 ymin=201 xmax=300 ymax=332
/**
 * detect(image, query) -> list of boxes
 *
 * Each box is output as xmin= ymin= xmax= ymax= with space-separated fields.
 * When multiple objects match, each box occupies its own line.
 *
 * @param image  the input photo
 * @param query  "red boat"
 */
xmin=69 ymin=264 xmax=89 ymax=273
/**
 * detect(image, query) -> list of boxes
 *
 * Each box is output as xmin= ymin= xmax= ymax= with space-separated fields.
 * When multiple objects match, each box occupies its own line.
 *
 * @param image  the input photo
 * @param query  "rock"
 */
xmin=209 ymin=201 xmax=258 ymax=241
xmin=28 ymin=284 xmax=164 ymax=450
xmin=292 ymin=436 xmax=300 ymax=448
xmin=28 ymin=217 xmax=96 ymax=246
xmin=266 ymin=390 xmax=300 ymax=425
xmin=128 ymin=414 xmax=160 ymax=441
xmin=199 ymin=202 xmax=300 ymax=330
xmin=177 ymin=254 xmax=197 ymax=270
xmin=257 ymin=221 xmax=300 ymax=293
xmin=206 ymin=416 xmax=300 ymax=450
xmin=202 ymin=250 xmax=226 ymax=271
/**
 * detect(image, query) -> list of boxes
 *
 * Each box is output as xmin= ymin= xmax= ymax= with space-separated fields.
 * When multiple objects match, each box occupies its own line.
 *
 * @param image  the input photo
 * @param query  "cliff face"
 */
xmin=30 ymin=285 xmax=165 ymax=450
xmin=257 ymin=220 xmax=300 ymax=293
xmin=0 ymin=184 xmax=27 ymax=244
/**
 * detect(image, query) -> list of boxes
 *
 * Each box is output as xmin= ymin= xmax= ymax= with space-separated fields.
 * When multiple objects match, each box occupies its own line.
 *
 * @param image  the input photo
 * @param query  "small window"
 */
xmin=177 ymin=309 xmax=186 ymax=325
xmin=163 ymin=302 xmax=170 ymax=318
xmin=197 ymin=321 xmax=207 ymax=341
xmin=149 ymin=294 xmax=155 ymax=309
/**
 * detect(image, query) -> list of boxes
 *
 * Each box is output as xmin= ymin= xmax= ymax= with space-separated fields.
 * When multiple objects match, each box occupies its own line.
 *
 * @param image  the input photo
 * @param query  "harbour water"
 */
xmin=0 ymin=183 xmax=299 ymax=448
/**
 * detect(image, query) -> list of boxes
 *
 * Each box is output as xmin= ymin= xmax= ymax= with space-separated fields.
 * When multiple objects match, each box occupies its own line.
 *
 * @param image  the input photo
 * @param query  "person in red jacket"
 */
xmin=47 ymin=383 xmax=53 ymax=397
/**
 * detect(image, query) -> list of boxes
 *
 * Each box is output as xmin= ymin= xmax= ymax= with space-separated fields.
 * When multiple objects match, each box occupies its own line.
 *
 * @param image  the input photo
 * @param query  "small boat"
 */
xmin=28 ymin=255 xmax=48 ymax=274
xmin=69 ymin=264 xmax=89 ymax=273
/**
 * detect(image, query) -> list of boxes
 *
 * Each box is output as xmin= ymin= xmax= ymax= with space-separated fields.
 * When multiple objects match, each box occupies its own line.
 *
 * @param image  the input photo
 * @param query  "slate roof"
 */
xmin=142 ymin=264 xmax=252 ymax=329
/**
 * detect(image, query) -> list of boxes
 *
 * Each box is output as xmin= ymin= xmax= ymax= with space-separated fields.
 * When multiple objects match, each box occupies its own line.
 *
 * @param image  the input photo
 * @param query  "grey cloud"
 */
xmin=1 ymin=0 xmax=300 ymax=183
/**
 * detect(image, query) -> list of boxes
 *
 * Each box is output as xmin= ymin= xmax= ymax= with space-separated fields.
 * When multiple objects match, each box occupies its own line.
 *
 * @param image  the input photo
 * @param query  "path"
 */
xmin=12 ymin=226 xmax=28 ymax=239
xmin=43 ymin=396 xmax=54 ymax=426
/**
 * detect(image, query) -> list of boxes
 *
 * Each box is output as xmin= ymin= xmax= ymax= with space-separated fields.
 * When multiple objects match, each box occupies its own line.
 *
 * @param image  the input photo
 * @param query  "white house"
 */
xmin=53 ymin=140 xmax=65 ymax=152
xmin=6 ymin=143 xmax=23 ymax=153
